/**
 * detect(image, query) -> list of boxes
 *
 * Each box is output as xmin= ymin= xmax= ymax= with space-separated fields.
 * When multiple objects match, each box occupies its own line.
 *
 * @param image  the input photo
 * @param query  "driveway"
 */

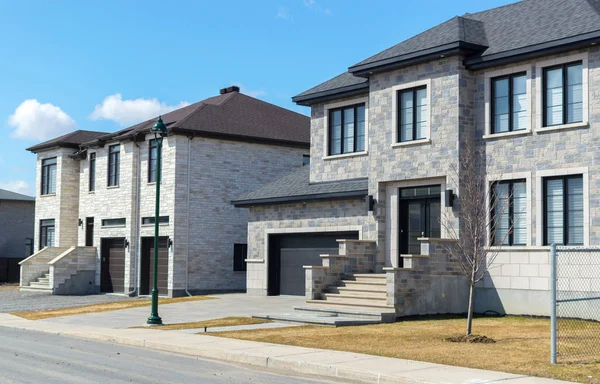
xmin=38 ymin=293 xmax=305 ymax=329
xmin=0 ymin=288 xmax=135 ymax=313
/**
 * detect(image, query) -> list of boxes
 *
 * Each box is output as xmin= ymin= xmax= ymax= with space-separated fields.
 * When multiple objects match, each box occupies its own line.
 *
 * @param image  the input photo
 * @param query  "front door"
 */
xmin=100 ymin=238 xmax=126 ymax=293
xmin=85 ymin=217 xmax=94 ymax=246
xmin=140 ymin=237 xmax=169 ymax=295
xmin=398 ymin=185 xmax=441 ymax=262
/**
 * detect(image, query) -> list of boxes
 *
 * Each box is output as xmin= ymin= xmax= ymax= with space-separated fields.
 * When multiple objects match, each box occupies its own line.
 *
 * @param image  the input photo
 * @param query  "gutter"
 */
xmin=232 ymin=190 xmax=368 ymax=208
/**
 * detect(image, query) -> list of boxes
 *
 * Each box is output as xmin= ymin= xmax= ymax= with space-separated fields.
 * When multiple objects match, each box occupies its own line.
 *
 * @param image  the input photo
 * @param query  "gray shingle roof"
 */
xmin=232 ymin=166 xmax=368 ymax=206
xmin=293 ymin=72 xmax=368 ymax=102
xmin=296 ymin=0 xmax=600 ymax=103
xmin=26 ymin=130 xmax=109 ymax=153
xmin=0 ymin=189 xmax=35 ymax=202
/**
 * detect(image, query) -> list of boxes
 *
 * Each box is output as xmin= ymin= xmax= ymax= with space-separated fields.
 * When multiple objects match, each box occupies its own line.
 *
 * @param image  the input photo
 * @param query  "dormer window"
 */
xmin=328 ymin=104 xmax=366 ymax=155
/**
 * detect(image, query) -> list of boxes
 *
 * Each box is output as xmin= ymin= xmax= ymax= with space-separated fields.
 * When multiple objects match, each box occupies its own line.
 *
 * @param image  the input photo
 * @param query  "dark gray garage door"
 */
xmin=268 ymin=232 xmax=359 ymax=296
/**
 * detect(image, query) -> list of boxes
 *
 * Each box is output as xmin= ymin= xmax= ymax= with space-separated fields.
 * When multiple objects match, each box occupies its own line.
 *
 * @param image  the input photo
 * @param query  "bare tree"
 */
xmin=441 ymin=144 xmax=513 ymax=336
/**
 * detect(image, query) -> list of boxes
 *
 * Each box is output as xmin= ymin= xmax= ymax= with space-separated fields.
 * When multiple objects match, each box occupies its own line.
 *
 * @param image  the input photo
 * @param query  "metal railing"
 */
xmin=551 ymin=244 xmax=600 ymax=364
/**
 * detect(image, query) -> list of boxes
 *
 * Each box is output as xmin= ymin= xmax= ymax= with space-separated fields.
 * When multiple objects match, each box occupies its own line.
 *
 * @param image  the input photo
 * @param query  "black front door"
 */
xmin=398 ymin=185 xmax=441 ymax=261
xmin=85 ymin=218 xmax=94 ymax=246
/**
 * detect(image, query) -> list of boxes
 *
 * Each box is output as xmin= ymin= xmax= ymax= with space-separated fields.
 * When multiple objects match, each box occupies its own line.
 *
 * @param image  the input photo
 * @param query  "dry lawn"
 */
xmin=214 ymin=315 xmax=600 ymax=383
xmin=11 ymin=296 xmax=214 ymax=320
xmin=131 ymin=317 xmax=271 ymax=331
xmin=0 ymin=283 xmax=19 ymax=291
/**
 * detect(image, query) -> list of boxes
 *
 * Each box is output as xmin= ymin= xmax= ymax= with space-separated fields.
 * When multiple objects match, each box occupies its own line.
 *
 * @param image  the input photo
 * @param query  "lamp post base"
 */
xmin=147 ymin=315 xmax=163 ymax=325
xmin=147 ymin=288 xmax=162 ymax=325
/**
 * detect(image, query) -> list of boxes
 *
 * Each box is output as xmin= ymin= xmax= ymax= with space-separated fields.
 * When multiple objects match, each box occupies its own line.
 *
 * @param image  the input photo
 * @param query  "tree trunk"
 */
xmin=466 ymin=280 xmax=475 ymax=336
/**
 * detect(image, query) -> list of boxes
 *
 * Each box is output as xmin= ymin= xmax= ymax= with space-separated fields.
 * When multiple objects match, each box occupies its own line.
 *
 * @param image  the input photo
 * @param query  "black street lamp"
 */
xmin=147 ymin=116 xmax=167 ymax=325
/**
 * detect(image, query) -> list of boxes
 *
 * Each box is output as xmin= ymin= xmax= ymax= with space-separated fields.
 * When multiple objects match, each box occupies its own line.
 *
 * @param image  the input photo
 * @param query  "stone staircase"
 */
xmin=307 ymin=273 xmax=389 ymax=309
xmin=21 ymin=273 xmax=52 ymax=292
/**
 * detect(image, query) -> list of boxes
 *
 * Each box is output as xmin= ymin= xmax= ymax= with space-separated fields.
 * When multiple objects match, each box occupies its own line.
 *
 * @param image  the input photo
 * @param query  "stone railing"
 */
xmin=385 ymin=238 xmax=468 ymax=317
xmin=304 ymin=239 xmax=377 ymax=300
xmin=49 ymin=246 xmax=97 ymax=295
xmin=19 ymin=247 xmax=71 ymax=287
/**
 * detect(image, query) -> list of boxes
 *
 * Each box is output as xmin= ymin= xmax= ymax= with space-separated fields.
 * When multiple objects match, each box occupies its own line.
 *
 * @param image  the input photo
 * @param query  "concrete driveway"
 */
xmin=41 ymin=294 xmax=305 ymax=329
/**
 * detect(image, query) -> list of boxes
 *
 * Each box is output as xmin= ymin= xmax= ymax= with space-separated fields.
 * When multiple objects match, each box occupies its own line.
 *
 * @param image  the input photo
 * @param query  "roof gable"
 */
xmin=0 ymin=188 xmax=35 ymax=202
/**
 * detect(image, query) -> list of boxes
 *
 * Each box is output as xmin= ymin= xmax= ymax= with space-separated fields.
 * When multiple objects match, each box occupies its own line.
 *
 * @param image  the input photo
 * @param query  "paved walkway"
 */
xmin=0 ymin=289 xmax=134 ymax=313
xmin=0 ymin=311 xmax=572 ymax=384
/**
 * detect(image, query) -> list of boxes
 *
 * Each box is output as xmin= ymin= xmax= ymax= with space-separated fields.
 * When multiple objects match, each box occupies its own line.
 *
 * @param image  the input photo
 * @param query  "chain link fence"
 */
xmin=551 ymin=245 xmax=600 ymax=364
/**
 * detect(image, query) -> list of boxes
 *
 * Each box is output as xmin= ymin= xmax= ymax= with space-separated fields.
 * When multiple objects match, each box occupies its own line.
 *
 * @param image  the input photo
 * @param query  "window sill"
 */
xmin=40 ymin=193 xmax=56 ymax=198
xmin=324 ymin=151 xmax=368 ymax=160
xmin=107 ymin=185 xmax=120 ymax=189
xmin=392 ymin=138 xmax=431 ymax=148
xmin=141 ymin=223 xmax=169 ymax=227
xmin=88 ymin=191 xmax=95 ymax=194
xmin=483 ymin=130 xmax=531 ymax=140
xmin=536 ymin=122 xmax=589 ymax=133
xmin=488 ymin=245 xmax=550 ymax=252
xmin=101 ymin=225 xmax=126 ymax=229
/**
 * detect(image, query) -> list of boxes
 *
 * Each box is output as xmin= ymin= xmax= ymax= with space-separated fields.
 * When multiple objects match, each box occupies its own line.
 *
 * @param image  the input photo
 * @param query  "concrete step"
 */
xmin=307 ymin=298 xmax=393 ymax=311
xmin=37 ymin=277 xmax=49 ymax=284
xmin=326 ymin=287 xmax=386 ymax=298
xmin=294 ymin=305 xmax=395 ymax=323
xmin=339 ymin=280 xmax=386 ymax=289
xmin=252 ymin=313 xmax=383 ymax=327
xmin=322 ymin=293 xmax=387 ymax=303
xmin=29 ymin=281 xmax=50 ymax=289
xmin=343 ymin=274 xmax=386 ymax=284
xmin=20 ymin=286 xmax=52 ymax=293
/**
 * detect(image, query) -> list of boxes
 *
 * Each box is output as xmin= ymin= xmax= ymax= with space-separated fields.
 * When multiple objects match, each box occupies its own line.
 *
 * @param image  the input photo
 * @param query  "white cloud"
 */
xmin=0 ymin=180 xmax=32 ymax=195
xmin=8 ymin=99 xmax=77 ymax=141
xmin=276 ymin=6 xmax=291 ymax=20
xmin=89 ymin=93 xmax=191 ymax=127
xmin=233 ymin=83 xmax=267 ymax=98
xmin=303 ymin=0 xmax=331 ymax=15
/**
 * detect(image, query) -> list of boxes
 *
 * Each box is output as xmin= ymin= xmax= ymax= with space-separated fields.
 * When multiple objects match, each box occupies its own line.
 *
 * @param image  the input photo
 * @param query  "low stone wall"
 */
xmin=49 ymin=246 xmax=98 ymax=295
xmin=385 ymin=238 xmax=468 ymax=317
xmin=19 ymin=247 xmax=71 ymax=287
xmin=305 ymin=239 xmax=377 ymax=300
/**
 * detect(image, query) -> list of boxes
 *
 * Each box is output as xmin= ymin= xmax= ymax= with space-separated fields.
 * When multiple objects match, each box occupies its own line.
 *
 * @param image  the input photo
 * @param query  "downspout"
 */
xmin=185 ymin=136 xmax=193 ymax=296
xmin=127 ymin=138 xmax=141 ymax=296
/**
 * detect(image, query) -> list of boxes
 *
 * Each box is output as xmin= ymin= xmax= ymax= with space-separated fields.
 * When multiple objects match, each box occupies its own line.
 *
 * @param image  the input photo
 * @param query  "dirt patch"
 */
xmin=11 ymin=296 xmax=214 ymax=320
xmin=0 ymin=283 xmax=19 ymax=292
xmin=445 ymin=334 xmax=496 ymax=343
xmin=131 ymin=317 xmax=271 ymax=331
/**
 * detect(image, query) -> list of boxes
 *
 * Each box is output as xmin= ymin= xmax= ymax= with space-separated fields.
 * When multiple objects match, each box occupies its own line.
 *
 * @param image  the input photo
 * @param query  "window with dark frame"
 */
xmin=328 ymin=104 xmax=365 ymax=155
xmin=491 ymin=180 xmax=527 ymax=246
xmin=398 ymin=86 xmax=428 ymax=142
xmin=148 ymin=139 xmax=158 ymax=183
xmin=544 ymin=175 xmax=584 ymax=246
xmin=102 ymin=218 xmax=126 ymax=227
xmin=89 ymin=153 xmax=96 ymax=192
xmin=141 ymin=216 xmax=169 ymax=225
xmin=543 ymin=61 xmax=583 ymax=127
xmin=302 ymin=154 xmax=310 ymax=166
xmin=108 ymin=145 xmax=120 ymax=187
xmin=41 ymin=157 xmax=57 ymax=195
xmin=233 ymin=244 xmax=248 ymax=272
xmin=39 ymin=219 xmax=55 ymax=249
xmin=491 ymin=73 xmax=527 ymax=133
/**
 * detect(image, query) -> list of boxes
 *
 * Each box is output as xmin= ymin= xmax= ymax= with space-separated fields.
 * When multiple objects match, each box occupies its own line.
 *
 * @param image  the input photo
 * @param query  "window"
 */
xmin=491 ymin=73 xmax=527 ymax=133
xmin=41 ymin=157 xmax=57 ymax=195
xmin=398 ymin=86 xmax=428 ymax=142
xmin=491 ymin=180 xmax=527 ymax=246
xmin=108 ymin=145 xmax=120 ymax=187
xmin=233 ymin=244 xmax=247 ymax=272
xmin=141 ymin=216 xmax=169 ymax=225
xmin=302 ymin=154 xmax=310 ymax=166
xmin=328 ymin=104 xmax=365 ymax=155
xmin=543 ymin=62 xmax=583 ymax=127
xmin=544 ymin=175 xmax=584 ymax=245
xmin=102 ymin=218 xmax=126 ymax=227
xmin=148 ymin=140 xmax=158 ymax=183
xmin=39 ymin=219 xmax=55 ymax=248
xmin=89 ymin=153 xmax=96 ymax=192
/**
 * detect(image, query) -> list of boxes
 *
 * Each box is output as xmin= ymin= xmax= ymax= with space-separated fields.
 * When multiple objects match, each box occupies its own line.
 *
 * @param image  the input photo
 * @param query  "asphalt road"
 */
xmin=0 ymin=327 xmax=337 ymax=384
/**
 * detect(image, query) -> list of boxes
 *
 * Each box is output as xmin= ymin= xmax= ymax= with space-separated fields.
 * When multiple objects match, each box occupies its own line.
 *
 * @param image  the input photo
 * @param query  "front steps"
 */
xmin=254 ymin=273 xmax=395 ymax=326
xmin=20 ymin=273 xmax=52 ymax=293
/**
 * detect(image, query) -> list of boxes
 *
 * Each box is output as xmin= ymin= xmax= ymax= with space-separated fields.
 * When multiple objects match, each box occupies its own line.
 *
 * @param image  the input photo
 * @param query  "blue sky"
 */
xmin=0 ymin=0 xmax=514 ymax=195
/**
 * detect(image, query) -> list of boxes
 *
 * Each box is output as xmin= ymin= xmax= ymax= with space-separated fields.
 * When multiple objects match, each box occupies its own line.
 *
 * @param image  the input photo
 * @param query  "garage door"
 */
xmin=140 ymin=237 xmax=169 ymax=296
xmin=101 ymin=238 xmax=126 ymax=293
xmin=268 ymin=232 xmax=359 ymax=296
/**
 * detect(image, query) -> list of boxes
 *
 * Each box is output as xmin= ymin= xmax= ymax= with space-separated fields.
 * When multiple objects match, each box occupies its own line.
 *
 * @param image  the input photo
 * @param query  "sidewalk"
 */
xmin=0 ymin=313 xmax=572 ymax=384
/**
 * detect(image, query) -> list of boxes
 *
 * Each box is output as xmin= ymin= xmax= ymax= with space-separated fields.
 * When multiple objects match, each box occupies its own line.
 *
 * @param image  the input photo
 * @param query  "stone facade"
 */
xmin=0 ymin=200 xmax=34 ymax=259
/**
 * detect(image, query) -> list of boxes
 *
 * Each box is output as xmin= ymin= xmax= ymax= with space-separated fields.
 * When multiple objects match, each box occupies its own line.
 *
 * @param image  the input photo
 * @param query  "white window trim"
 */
xmin=483 ymin=64 xmax=533 ymax=138
xmin=323 ymin=96 xmax=369 ymax=160
xmin=535 ymin=167 xmax=589 ymax=246
xmin=535 ymin=52 xmax=589 ymax=132
xmin=385 ymin=177 xmax=447 ymax=268
xmin=391 ymin=79 xmax=432 ymax=145
xmin=486 ymin=172 xmax=532 ymax=247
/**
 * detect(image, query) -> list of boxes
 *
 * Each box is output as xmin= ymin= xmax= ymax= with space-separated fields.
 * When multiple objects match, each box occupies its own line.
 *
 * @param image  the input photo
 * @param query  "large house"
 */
xmin=0 ymin=189 xmax=34 ymax=283
xmin=21 ymin=86 xmax=309 ymax=296
xmin=234 ymin=0 xmax=600 ymax=321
